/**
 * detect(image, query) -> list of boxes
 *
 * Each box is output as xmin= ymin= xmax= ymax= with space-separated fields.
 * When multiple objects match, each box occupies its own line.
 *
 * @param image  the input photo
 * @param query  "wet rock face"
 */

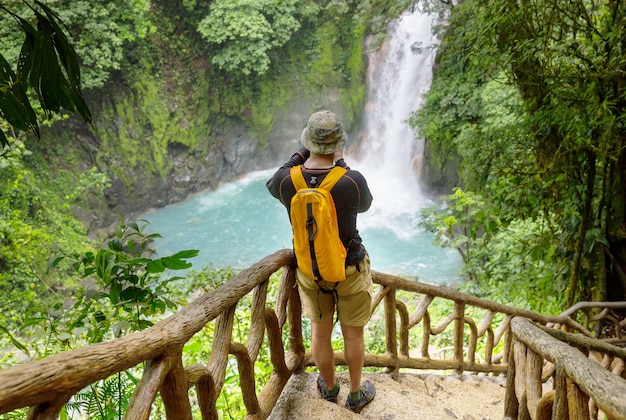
xmin=87 ymin=117 xmax=275 ymax=232
xmin=69 ymin=93 xmax=348 ymax=234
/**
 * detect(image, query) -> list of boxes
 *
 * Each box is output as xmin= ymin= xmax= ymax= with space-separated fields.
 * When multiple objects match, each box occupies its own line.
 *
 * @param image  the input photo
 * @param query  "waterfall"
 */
xmin=354 ymin=9 xmax=436 ymax=238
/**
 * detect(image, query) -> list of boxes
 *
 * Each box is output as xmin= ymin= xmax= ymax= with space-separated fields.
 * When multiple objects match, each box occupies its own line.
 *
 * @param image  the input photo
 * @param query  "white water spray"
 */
xmin=354 ymin=9 xmax=437 ymax=238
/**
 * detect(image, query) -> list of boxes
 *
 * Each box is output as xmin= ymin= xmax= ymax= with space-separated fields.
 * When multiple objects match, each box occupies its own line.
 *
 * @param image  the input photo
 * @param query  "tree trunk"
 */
xmin=567 ymin=151 xmax=596 ymax=306
xmin=606 ymin=144 xmax=626 ymax=303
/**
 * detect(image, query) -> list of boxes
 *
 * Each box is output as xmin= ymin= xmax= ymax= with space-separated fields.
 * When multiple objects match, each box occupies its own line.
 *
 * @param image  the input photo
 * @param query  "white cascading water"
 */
xmin=354 ymin=9 xmax=437 ymax=239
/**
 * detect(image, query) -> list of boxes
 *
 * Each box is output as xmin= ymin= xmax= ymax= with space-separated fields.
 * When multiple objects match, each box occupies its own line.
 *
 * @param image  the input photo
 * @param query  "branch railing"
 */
xmin=1 ymin=249 xmax=625 ymax=419
xmin=353 ymin=272 xmax=624 ymax=375
xmin=0 ymin=249 xmax=297 ymax=419
xmin=505 ymin=316 xmax=626 ymax=420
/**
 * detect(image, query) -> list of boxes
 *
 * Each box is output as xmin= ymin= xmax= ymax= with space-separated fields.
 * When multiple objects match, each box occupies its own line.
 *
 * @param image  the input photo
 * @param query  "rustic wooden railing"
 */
xmin=1 ymin=249 xmax=625 ymax=419
xmin=505 ymin=312 xmax=626 ymax=420
xmin=353 ymin=272 xmax=604 ymax=375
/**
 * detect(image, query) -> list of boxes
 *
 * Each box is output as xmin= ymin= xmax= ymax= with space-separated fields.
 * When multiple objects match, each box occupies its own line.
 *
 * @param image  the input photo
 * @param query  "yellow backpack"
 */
xmin=289 ymin=165 xmax=348 ymax=282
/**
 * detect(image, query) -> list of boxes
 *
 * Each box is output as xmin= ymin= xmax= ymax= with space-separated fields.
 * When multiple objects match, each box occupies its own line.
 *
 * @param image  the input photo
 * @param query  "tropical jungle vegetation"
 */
xmin=1 ymin=0 xmax=625 ymax=417
xmin=0 ymin=0 xmax=413 ymax=417
xmin=414 ymin=0 xmax=626 ymax=311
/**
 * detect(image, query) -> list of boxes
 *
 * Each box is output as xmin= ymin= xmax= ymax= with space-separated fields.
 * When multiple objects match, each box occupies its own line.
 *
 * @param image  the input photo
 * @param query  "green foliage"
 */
xmin=67 ymin=0 xmax=154 ymax=88
xmin=0 ymin=407 xmax=28 ymax=419
xmin=0 ymin=139 xmax=100 ymax=333
xmin=61 ymin=167 xmax=109 ymax=209
xmin=65 ymin=371 xmax=137 ymax=419
xmin=197 ymin=0 xmax=300 ymax=76
xmin=420 ymin=188 xmax=567 ymax=314
xmin=339 ymin=23 xmax=367 ymax=123
xmin=92 ymin=74 xmax=209 ymax=186
xmin=59 ymin=219 xmax=198 ymax=342
xmin=306 ymin=23 xmax=342 ymax=87
xmin=1 ymin=0 xmax=156 ymax=89
xmin=451 ymin=76 xmax=528 ymax=191
xmin=0 ymin=0 xmax=91 ymax=147
xmin=248 ymin=77 xmax=292 ymax=143
xmin=460 ymin=217 xmax=567 ymax=313
xmin=415 ymin=0 xmax=626 ymax=304
xmin=420 ymin=189 xmax=498 ymax=259
xmin=5 ymin=220 xmax=195 ymax=357
xmin=3 ymin=220 xmax=197 ymax=416
xmin=409 ymin=2 xmax=487 ymax=182
xmin=180 ymin=264 xmax=238 ymax=298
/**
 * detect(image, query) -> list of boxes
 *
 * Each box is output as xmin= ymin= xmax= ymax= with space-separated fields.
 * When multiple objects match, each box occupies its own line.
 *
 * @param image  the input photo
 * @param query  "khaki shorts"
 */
xmin=296 ymin=255 xmax=373 ymax=327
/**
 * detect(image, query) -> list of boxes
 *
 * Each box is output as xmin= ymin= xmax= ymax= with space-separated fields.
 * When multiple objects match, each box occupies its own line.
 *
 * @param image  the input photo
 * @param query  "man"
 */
xmin=266 ymin=110 xmax=375 ymax=413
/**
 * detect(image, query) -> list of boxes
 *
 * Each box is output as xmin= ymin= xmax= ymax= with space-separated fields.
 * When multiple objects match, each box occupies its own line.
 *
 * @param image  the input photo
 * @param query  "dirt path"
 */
xmin=268 ymin=371 xmax=508 ymax=419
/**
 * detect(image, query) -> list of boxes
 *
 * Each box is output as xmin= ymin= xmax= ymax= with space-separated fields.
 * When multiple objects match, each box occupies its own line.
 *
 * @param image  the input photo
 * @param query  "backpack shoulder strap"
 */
xmin=318 ymin=166 xmax=348 ymax=192
xmin=289 ymin=165 xmax=307 ymax=191
xmin=289 ymin=165 xmax=347 ymax=191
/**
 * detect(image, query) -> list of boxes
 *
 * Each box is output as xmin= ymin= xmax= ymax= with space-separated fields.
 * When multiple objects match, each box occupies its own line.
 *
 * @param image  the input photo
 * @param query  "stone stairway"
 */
xmin=268 ymin=371 xmax=507 ymax=419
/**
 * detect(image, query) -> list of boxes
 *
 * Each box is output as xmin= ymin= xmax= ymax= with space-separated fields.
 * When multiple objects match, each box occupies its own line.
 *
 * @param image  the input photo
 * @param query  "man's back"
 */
xmin=266 ymin=159 xmax=372 ymax=266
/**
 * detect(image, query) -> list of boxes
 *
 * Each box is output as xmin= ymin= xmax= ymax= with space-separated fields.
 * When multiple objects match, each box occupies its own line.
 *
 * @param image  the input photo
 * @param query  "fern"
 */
xmin=65 ymin=372 xmax=133 ymax=419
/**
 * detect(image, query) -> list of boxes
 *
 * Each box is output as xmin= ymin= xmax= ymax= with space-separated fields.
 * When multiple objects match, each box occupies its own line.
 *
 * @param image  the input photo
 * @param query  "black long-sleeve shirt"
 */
xmin=266 ymin=148 xmax=373 ymax=266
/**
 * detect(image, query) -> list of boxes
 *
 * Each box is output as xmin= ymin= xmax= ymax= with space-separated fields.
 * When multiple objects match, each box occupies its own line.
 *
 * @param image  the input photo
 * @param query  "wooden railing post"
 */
xmin=195 ymin=374 xmax=217 ymax=420
xmin=499 ymin=315 xmax=513 ymax=366
xmin=265 ymin=308 xmax=288 ymax=377
xmin=285 ymin=265 xmax=305 ymax=372
xmin=526 ymin=347 xmax=543 ymax=417
xmin=126 ymin=355 xmax=171 ymax=420
xmin=453 ymin=301 xmax=466 ymax=371
xmin=397 ymin=300 xmax=410 ymax=357
xmin=202 ymin=305 xmax=237 ymax=418
xmin=247 ymin=280 xmax=269 ymax=361
xmin=566 ymin=378 xmax=589 ymax=420
xmin=514 ymin=340 xmax=532 ymax=420
xmin=384 ymin=286 xmax=398 ymax=372
xmin=465 ymin=316 xmax=478 ymax=365
xmin=504 ymin=343 xmax=519 ymax=420
xmin=552 ymin=364 xmax=568 ymax=420
xmin=231 ymin=342 xmax=259 ymax=415
xmin=421 ymin=310 xmax=431 ymax=359
xmin=160 ymin=352 xmax=192 ymax=420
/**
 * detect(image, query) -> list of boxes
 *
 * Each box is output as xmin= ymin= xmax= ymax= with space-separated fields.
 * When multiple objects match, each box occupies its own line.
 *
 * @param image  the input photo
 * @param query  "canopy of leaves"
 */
xmin=0 ymin=0 xmax=156 ymax=148
xmin=1 ymin=0 xmax=155 ymax=89
xmin=197 ymin=0 xmax=300 ymax=76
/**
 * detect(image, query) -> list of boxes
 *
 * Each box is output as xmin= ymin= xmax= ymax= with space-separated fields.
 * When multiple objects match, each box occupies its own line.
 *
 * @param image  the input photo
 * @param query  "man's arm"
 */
xmin=266 ymin=147 xmax=310 ymax=201
xmin=334 ymin=150 xmax=350 ymax=169
xmin=354 ymin=171 xmax=373 ymax=212
xmin=283 ymin=147 xmax=310 ymax=169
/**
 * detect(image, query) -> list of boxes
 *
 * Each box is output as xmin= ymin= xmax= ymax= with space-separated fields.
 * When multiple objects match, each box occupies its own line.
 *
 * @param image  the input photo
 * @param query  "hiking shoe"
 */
xmin=345 ymin=380 xmax=376 ymax=413
xmin=317 ymin=375 xmax=339 ymax=403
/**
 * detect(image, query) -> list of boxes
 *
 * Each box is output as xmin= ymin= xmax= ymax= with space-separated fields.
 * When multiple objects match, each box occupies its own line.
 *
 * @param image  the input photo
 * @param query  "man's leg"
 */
xmin=341 ymin=324 xmax=365 ymax=393
xmin=311 ymin=319 xmax=336 ymax=389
